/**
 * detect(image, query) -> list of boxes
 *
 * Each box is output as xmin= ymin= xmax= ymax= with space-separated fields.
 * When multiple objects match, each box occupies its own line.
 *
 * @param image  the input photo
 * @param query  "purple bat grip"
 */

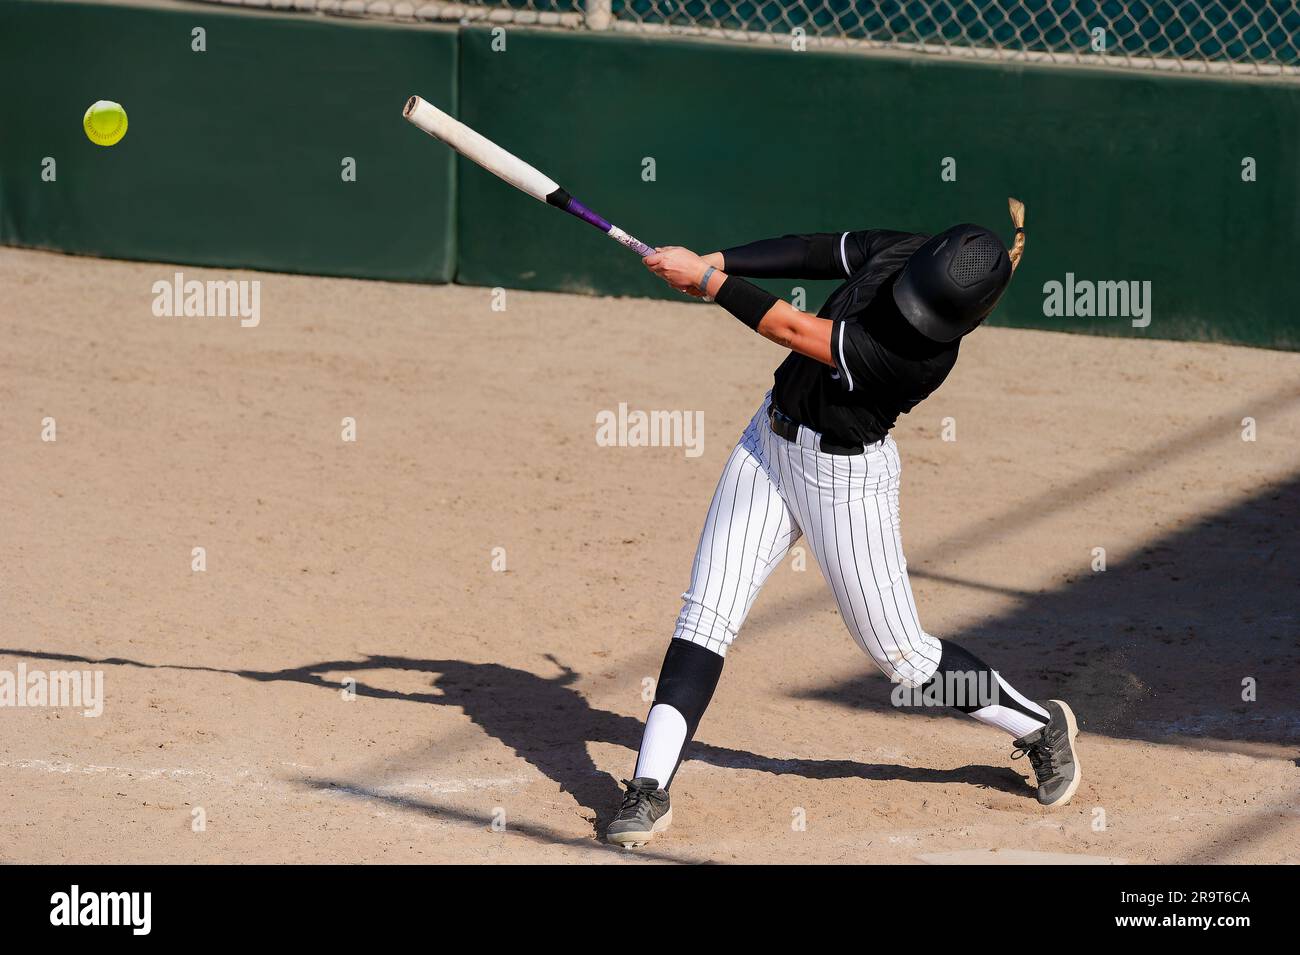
xmin=560 ymin=195 xmax=655 ymax=258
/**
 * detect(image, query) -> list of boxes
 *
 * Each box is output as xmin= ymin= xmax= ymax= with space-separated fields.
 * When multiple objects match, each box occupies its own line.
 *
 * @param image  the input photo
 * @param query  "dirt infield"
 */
xmin=2 ymin=247 xmax=1297 ymax=864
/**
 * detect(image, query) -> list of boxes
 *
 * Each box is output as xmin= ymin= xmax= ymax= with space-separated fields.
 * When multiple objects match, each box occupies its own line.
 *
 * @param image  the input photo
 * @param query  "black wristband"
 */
xmin=714 ymin=276 xmax=778 ymax=330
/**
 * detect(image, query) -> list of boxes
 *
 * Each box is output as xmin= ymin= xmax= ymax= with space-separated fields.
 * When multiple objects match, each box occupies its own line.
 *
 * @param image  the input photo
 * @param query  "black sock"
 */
xmin=632 ymin=639 xmax=724 ymax=789
xmin=914 ymin=640 xmax=1050 ymax=737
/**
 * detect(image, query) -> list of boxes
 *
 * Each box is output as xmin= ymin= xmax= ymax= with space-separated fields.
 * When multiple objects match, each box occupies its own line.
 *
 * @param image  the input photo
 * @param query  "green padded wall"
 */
xmin=0 ymin=0 xmax=457 ymax=281
xmin=2 ymin=5 xmax=1296 ymax=348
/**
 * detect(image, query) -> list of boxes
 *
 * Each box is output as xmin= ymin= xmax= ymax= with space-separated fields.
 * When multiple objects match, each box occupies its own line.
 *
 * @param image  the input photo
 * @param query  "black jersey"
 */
xmin=721 ymin=229 xmax=961 ymax=446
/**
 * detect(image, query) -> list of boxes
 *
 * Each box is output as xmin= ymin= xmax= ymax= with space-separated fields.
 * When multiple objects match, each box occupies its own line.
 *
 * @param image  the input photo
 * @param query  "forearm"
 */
xmin=701 ymin=268 xmax=834 ymax=366
xmin=757 ymin=301 xmax=834 ymax=365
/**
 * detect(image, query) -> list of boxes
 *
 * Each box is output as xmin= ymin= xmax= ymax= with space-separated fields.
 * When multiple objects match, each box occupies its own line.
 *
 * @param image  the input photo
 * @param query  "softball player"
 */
xmin=605 ymin=201 xmax=1082 ymax=848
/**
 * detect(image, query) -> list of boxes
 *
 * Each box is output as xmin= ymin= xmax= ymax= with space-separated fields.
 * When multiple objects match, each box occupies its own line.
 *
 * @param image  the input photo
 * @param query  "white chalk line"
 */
xmin=0 ymin=757 xmax=532 ymax=797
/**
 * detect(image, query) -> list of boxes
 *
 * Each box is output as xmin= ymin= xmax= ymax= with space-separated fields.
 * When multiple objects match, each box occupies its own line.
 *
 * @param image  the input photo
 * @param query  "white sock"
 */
xmin=633 ymin=703 xmax=688 ymax=789
xmin=967 ymin=672 xmax=1050 ymax=739
xmin=969 ymin=704 xmax=1046 ymax=739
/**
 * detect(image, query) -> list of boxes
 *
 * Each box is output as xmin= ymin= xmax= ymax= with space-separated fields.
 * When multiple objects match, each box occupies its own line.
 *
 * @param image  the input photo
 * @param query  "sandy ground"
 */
xmin=1 ymin=246 xmax=1297 ymax=865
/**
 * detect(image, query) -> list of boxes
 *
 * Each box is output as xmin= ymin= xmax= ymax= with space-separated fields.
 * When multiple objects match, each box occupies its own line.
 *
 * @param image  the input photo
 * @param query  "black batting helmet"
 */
xmin=891 ymin=223 xmax=1013 ymax=342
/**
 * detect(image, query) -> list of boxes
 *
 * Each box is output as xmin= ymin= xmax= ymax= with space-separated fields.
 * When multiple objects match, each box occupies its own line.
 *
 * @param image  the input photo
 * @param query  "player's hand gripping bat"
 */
xmin=403 ymin=95 xmax=654 ymax=258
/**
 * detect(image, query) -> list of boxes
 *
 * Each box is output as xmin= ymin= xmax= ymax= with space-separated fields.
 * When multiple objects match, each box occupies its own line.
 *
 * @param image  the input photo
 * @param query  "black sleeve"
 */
xmin=720 ymin=232 xmax=847 ymax=279
xmin=721 ymin=229 xmax=909 ymax=279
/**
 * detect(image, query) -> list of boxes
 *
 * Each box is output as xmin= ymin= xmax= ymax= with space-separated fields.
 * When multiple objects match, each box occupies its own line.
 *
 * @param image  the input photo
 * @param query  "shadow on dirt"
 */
xmin=791 ymin=471 xmax=1300 ymax=751
xmin=0 ymin=647 xmax=1027 ymax=830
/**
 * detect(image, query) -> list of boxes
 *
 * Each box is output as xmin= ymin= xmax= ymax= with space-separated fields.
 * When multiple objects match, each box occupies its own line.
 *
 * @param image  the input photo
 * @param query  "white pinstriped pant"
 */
xmin=673 ymin=394 xmax=943 ymax=688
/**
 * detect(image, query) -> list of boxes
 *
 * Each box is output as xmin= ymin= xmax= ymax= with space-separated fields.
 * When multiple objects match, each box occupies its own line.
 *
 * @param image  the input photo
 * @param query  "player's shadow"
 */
xmin=790 ymin=467 xmax=1300 ymax=751
xmin=0 ymin=647 xmax=1026 ymax=829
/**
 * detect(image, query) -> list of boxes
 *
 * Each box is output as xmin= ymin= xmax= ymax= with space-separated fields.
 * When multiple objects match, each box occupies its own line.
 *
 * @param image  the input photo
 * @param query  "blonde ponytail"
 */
xmin=1007 ymin=197 xmax=1026 ymax=273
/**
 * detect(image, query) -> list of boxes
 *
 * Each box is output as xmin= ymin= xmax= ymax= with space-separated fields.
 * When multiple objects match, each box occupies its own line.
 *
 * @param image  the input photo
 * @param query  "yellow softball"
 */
xmin=83 ymin=100 xmax=128 ymax=147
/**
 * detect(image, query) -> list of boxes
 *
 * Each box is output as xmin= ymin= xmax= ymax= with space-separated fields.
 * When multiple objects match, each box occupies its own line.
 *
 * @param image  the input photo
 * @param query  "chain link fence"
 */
xmin=204 ymin=0 xmax=1300 ymax=75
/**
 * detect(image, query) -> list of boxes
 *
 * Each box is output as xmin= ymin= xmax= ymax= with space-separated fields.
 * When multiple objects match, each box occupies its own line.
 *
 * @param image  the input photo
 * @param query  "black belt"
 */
xmin=768 ymin=405 xmax=864 ymax=455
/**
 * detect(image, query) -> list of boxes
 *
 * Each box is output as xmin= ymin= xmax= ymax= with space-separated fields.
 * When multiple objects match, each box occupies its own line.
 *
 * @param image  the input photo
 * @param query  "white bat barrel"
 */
xmin=403 ymin=95 xmax=558 ymax=203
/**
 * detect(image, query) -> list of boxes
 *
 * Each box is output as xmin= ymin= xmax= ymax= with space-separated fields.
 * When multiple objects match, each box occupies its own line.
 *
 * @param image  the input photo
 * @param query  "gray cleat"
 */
xmin=1012 ymin=699 xmax=1082 ymax=808
xmin=605 ymin=777 xmax=673 ymax=848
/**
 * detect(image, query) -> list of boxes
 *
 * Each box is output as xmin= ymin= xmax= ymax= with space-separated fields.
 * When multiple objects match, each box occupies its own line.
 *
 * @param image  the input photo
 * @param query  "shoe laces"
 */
xmin=616 ymin=779 xmax=658 ymax=819
xmin=1008 ymin=722 xmax=1060 ymax=779
xmin=1013 ymin=738 xmax=1055 ymax=784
